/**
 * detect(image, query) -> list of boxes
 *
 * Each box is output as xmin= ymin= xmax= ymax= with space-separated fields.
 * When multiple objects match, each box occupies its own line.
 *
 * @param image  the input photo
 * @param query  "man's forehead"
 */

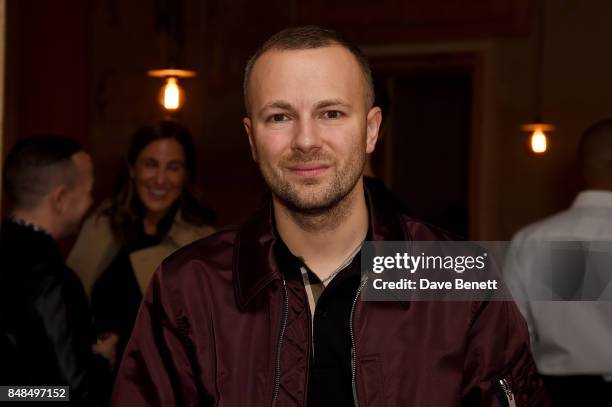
xmin=72 ymin=151 xmax=91 ymax=164
xmin=72 ymin=151 xmax=93 ymax=172
xmin=249 ymin=45 xmax=364 ymax=108
xmin=253 ymin=45 xmax=360 ymax=75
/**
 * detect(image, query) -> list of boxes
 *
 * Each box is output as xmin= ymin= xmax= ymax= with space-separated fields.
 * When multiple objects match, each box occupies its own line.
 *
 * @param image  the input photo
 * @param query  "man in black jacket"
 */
xmin=0 ymin=136 xmax=117 ymax=404
xmin=112 ymin=26 xmax=550 ymax=406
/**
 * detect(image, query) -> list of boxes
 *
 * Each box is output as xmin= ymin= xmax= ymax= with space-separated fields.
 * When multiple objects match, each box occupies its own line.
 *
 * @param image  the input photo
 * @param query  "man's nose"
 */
xmin=292 ymin=118 xmax=322 ymax=152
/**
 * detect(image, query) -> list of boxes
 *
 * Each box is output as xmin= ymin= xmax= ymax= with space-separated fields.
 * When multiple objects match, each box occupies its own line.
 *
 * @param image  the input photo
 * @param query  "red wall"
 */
xmin=12 ymin=0 xmax=90 ymax=145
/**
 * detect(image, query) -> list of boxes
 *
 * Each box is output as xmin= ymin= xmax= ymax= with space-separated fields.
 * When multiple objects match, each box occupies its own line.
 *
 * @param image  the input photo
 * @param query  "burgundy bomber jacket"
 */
xmin=111 ymin=192 xmax=550 ymax=407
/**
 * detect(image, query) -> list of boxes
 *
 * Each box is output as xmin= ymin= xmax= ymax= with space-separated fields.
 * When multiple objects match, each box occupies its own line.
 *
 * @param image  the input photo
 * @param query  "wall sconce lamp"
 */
xmin=521 ymin=0 xmax=554 ymax=155
xmin=521 ymin=123 xmax=554 ymax=154
xmin=147 ymin=69 xmax=196 ymax=111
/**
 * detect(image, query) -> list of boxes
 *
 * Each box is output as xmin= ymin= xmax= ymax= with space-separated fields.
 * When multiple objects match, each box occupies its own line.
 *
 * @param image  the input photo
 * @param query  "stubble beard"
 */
xmin=261 ymin=144 xmax=366 ymax=220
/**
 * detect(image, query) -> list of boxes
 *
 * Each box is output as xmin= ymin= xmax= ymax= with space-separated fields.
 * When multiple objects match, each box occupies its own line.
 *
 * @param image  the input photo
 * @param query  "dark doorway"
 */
xmin=371 ymin=67 xmax=473 ymax=238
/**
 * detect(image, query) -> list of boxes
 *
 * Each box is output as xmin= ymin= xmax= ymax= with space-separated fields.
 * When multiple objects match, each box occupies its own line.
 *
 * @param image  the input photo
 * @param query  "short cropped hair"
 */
xmin=3 ymin=135 xmax=83 ymax=209
xmin=243 ymin=25 xmax=375 ymax=115
xmin=578 ymin=119 xmax=612 ymax=184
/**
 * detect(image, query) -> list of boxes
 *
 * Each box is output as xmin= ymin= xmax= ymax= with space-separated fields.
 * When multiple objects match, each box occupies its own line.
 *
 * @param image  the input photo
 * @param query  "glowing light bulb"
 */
xmin=161 ymin=77 xmax=181 ymax=110
xmin=530 ymin=128 xmax=547 ymax=154
xmin=149 ymin=69 xmax=194 ymax=111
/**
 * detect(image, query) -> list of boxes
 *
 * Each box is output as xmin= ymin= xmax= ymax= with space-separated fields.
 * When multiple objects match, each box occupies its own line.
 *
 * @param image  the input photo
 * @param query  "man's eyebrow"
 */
xmin=259 ymin=100 xmax=294 ymax=113
xmin=314 ymin=99 xmax=351 ymax=109
xmin=257 ymin=99 xmax=352 ymax=116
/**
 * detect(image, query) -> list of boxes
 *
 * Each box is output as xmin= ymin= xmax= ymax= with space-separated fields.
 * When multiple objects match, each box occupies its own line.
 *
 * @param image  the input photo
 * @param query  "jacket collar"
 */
xmin=233 ymin=183 xmax=408 ymax=310
xmin=166 ymin=210 xmax=211 ymax=247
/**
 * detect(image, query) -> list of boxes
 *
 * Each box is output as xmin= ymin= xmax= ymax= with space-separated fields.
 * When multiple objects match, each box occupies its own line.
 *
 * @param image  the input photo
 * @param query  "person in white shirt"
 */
xmin=506 ymin=118 xmax=612 ymax=407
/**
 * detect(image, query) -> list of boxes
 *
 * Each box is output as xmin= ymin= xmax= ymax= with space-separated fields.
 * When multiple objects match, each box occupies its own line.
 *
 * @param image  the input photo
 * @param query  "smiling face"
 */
xmin=243 ymin=45 xmax=381 ymax=213
xmin=130 ymin=138 xmax=187 ymax=218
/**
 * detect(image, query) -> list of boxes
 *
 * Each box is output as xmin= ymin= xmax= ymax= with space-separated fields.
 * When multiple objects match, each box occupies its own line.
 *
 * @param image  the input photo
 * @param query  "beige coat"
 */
xmin=67 ymin=209 xmax=215 ymax=297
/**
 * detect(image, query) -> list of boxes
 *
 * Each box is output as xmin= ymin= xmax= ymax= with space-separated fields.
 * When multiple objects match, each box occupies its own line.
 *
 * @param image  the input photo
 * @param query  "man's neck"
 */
xmin=274 ymin=180 xmax=369 ymax=281
xmin=10 ymin=207 xmax=59 ymax=240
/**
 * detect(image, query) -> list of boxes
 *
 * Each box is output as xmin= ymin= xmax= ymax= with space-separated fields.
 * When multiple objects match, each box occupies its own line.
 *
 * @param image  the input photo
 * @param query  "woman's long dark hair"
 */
xmin=103 ymin=121 xmax=215 ymax=246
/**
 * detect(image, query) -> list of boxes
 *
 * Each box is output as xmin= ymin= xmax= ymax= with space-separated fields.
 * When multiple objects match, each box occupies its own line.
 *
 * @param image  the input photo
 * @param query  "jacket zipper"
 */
xmin=271 ymin=278 xmax=289 ymax=407
xmin=498 ymin=378 xmax=516 ymax=407
xmin=304 ymin=280 xmax=313 ymax=407
xmin=350 ymin=277 xmax=368 ymax=407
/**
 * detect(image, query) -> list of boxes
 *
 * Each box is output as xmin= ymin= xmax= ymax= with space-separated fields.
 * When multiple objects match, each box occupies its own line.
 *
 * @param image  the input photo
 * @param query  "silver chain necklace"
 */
xmin=319 ymin=241 xmax=364 ymax=286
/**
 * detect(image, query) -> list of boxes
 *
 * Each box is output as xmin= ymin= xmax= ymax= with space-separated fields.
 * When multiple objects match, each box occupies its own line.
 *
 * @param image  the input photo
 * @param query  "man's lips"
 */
xmin=286 ymin=163 xmax=331 ymax=177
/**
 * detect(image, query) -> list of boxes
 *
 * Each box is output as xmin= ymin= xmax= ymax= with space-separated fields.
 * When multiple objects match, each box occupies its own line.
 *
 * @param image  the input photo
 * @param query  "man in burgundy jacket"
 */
xmin=112 ymin=26 xmax=550 ymax=406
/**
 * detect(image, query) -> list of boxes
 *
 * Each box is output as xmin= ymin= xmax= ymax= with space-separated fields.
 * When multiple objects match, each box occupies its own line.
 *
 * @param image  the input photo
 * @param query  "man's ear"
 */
xmin=243 ymin=117 xmax=258 ymax=162
xmin=365 ymin=106 xmax=382 ymax=154
xmin=49 ymin=184 xmax=68 ymax=214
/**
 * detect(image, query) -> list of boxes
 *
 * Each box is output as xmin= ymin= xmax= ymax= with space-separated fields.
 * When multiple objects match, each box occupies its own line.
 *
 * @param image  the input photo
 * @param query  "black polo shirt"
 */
xmin=275 ymin=239 xmax=362 ymax=407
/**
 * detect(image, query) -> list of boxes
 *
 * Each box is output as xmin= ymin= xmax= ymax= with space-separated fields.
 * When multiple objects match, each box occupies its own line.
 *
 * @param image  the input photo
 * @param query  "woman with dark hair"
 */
xmin=68 ymin=121 xmax=215 ymax=362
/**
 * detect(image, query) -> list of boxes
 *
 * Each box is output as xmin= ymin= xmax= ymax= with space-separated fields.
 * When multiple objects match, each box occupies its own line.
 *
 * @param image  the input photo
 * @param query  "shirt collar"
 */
xmin=274 ymin=223 xmax=367 ymax=284
xmin=572 ymin=190 xmax=612 ymax=209
xmin=9 ymin=216 xmax=53 ymax=238
xmin=233 ymin=184 xmax=407 ymax=310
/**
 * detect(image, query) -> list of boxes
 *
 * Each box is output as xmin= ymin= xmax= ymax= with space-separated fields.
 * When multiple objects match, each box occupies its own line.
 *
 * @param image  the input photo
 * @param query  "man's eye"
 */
xmin=270 ymin=114 xmax=289 ymax=122
xmin=323 ymin=110 xmax=342 ymax=119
